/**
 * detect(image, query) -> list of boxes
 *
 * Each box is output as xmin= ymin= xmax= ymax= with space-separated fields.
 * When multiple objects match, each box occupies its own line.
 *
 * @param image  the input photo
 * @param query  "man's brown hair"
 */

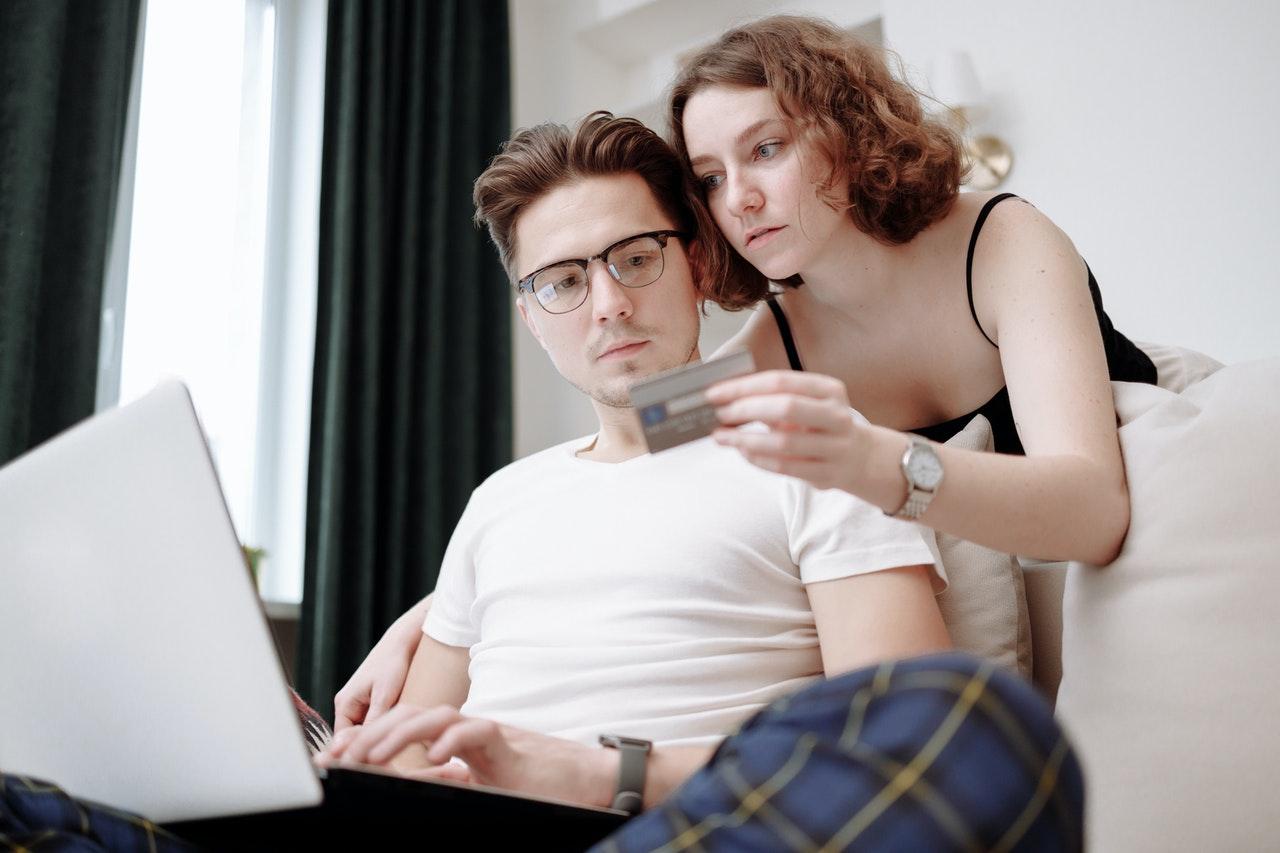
xmin=669 ymin=15 xmax=965 ymax=309
xmin=473 ymin=111 xmax=696 ymax=282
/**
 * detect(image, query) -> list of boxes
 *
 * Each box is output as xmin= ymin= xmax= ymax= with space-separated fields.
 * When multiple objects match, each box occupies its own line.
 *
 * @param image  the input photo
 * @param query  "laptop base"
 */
xmin=164 ymin=767 xmax=628 ymax=850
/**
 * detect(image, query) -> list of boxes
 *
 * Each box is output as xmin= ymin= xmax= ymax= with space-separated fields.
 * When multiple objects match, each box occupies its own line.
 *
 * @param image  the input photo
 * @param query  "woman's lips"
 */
xmin=745 ymin=226 xmax=785 ymax=250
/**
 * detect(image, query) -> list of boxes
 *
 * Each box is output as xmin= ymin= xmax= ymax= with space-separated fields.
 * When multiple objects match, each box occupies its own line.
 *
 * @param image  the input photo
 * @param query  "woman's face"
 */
xmin=681 ymin=85 xmax=850 ymax=281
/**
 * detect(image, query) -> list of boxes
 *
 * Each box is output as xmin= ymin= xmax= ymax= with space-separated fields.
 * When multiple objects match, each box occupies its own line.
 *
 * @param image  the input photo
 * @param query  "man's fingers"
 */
xmin=324 ymin=724 xmax=363 ymax=759
xmin=425 ymin=718 xmax=503 ymax=766
xmin=347 ymin=705 xmax=463 ymax=766
xmin=404 ymin=762 xmax=472 ymax=785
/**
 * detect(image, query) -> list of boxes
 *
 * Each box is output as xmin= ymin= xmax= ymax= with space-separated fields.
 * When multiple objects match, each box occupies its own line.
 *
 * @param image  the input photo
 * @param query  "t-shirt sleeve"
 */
xmin=423 ymin=492 xmax=484 ymax=648
xmin=784 ymin=474 xmax=945 ymax=593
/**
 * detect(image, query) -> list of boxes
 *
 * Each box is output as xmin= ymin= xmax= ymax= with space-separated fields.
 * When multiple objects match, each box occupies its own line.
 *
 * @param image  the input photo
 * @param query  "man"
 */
xmin=319 ymin=113 xmax=1082 ymax=851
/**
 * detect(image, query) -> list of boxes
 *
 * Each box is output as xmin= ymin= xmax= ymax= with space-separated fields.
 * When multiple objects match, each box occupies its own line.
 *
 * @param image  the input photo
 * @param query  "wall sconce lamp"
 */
xmin=929 ymin=51 xmax=1013 ymax=190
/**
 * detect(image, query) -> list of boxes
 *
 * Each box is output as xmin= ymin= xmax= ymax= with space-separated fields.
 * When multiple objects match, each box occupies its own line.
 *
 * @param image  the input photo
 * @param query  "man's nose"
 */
xmin=588 ymin=260 xmax=633 ymax=323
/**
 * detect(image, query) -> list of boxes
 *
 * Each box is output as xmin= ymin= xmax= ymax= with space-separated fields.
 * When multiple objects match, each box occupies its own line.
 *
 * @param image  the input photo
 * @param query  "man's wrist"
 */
xmin=598 ymin=735 xmax=652 ymax=814
xmin=587 ymin=740 xmax=622 ymax=809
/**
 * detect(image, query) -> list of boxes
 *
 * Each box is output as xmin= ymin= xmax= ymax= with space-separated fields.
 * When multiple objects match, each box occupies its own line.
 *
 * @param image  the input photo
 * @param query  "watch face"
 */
xmin=906 ymin=444 xmax=944 ymax=489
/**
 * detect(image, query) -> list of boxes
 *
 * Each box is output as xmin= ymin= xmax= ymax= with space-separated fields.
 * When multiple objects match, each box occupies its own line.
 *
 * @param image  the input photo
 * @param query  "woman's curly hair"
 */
xmin=669 ymin=16 xmax=965 ymax=309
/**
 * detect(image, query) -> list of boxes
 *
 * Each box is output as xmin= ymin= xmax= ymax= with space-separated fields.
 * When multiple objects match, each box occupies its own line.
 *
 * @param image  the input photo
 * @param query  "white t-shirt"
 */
xmin=424 ymin=434 xmax=940 ymax=749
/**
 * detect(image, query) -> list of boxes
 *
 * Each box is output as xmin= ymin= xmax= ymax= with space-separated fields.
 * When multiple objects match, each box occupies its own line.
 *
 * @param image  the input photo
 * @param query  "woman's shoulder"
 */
xmin=936 ymin=192 xmax=1081 ymax=286
xmin=949 ymin=191 xmax=1072 ymax=246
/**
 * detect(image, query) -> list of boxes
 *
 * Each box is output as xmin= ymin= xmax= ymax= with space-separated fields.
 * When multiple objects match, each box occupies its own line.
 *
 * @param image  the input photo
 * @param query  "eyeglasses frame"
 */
xmin=514 ymin=230 xmax=689 ymax=314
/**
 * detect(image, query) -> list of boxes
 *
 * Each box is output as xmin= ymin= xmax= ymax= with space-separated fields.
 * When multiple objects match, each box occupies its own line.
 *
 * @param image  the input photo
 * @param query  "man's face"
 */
xmin=513 ymin=173 xmax=701 ymax=409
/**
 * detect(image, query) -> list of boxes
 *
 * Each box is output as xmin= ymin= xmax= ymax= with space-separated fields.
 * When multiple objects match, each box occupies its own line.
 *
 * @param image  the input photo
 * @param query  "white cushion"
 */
xmin=928 ymin=415 xmax=1034 ymax=677
xmin=1056 ymin=359 xmax=1280 ymax=852
xmin=1136 ymin=340 xmax=1224 ymax=393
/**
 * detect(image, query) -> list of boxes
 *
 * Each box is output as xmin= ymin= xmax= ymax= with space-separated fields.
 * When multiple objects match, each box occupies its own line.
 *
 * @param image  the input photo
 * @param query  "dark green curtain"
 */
xmin=297 ymin=0 xmax=513 ymax=720
xmin=0 ymin=0 xmax=141 ymax=466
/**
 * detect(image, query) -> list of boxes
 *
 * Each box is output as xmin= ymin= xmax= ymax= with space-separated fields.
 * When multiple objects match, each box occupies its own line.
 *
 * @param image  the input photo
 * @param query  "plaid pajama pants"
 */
xmin=0 ymin=774 xmax=195 ymax=852
xmin=595 ymin=653 xmax=1083 ymax=852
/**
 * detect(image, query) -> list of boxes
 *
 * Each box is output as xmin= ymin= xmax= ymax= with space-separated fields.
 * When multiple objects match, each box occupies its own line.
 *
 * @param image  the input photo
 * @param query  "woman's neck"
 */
xmin=787 ymin=220 xmax=915 ymax=328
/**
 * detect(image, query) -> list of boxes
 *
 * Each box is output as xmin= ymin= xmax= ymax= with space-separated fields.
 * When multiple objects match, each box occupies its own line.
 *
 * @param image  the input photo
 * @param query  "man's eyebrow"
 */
xmin=689 ymin=118 xmax=781 ymax=169
xmin=520 ymin=227 xmax=670 ymax=279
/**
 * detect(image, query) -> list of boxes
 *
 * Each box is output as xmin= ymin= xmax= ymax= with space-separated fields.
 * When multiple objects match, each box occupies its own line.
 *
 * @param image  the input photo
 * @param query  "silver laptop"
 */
xmin=0 ymin=381 xmax=626 ymax=841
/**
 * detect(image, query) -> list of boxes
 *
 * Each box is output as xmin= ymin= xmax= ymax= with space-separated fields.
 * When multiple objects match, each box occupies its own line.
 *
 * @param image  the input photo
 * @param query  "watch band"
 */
xmin=599 ymin=734 xmax=651 ymax=815
xmin=892 ymin=486 xmax=933 ymax=520
xmin=888 ymin=439 xmax=942 ymax=520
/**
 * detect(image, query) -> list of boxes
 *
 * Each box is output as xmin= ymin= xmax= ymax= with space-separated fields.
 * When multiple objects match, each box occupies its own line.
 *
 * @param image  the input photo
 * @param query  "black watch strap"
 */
xmin=598 ymin=734 xmax=652 ymax=815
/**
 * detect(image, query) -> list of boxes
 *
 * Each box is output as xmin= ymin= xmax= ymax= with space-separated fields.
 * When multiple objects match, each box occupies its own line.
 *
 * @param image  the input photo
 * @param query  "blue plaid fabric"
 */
xmin=0 ymin=774 xmax=196 ymax=852
xmin=595 ymin=653 xmax=1083 ymax=852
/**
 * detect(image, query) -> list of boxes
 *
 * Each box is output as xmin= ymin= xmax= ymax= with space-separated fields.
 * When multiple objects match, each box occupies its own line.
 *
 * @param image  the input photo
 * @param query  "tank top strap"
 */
xmin=966 ymin=192 xmax=1023 ymax=348
xmin=765 ymin=297 xmax=805 ymax=371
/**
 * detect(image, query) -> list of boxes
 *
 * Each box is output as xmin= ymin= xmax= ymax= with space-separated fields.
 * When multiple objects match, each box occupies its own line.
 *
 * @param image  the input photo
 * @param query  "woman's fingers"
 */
xmin=713 ymin=427 xmax=846 ymax=460
xmin=716 ymin=393 xmax=850 ymax=432
xmin=707 ymin=370 xmax=848 ymax=406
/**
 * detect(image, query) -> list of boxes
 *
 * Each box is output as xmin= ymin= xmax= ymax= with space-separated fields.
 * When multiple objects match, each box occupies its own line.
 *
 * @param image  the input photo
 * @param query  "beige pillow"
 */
xmin=1056 ymin=360 xmax=1280 ymax=852
xmin=928 ymin=415 xmax=1034 ymax=678
xmin=1135 ymin=340 xmax=1225 ymax=393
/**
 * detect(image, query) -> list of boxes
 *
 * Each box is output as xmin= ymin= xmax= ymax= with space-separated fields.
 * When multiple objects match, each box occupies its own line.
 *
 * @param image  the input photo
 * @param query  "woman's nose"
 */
xmin=726 ymin=171 xmax=763 ymax=218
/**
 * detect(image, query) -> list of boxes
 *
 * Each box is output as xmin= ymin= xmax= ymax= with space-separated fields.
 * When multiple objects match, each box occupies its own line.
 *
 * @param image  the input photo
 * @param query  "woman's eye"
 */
xmin=700 ymin=174 xmax=724 ymax=191
xmin=755 ymin=142 xmax=781 ymax=160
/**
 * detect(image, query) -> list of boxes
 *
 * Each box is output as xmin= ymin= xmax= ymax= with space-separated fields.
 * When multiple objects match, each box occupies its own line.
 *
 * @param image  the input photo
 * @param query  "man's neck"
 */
xmin=578 ymin=401 xmax=649 ymax=462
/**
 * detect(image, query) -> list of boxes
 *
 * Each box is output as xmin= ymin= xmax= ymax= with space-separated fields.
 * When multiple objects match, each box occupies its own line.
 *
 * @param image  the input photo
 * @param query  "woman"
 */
xmin=675 ymin=15 xmax=1156 ymax=564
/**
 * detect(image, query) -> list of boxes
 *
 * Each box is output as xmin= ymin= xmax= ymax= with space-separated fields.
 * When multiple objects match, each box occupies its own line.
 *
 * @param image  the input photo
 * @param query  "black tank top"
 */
xmin=766 ymin=193 xmax=1158 ymax=455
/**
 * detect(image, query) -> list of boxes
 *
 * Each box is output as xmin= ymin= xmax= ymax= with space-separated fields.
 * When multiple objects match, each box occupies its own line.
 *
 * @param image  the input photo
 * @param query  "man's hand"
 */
xmin=316 ymin=704 xmax=616 ymax=809
xmin=332 ymin=595 xmax=433 ymax=732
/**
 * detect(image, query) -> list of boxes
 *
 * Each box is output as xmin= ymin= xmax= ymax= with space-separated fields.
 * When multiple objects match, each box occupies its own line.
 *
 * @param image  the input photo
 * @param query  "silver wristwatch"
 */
xmin=889 ymin=439 xmax=944 ymax=520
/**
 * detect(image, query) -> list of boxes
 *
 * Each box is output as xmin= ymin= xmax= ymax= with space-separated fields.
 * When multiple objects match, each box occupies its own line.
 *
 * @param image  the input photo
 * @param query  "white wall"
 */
xmin=508 ymin=0 xmax=1280 ymax=458
xmin=882 ymin=0 xmax=1280 ymax=368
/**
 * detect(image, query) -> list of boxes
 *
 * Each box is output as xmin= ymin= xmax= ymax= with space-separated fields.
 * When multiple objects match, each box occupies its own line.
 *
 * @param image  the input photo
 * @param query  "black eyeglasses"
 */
xmin=515 ymin=230 xmax=687 ymax=315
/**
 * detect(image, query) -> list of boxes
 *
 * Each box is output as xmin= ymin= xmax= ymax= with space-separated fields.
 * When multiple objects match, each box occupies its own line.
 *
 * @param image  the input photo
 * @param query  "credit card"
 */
xmin=628 ymin=349 xmax=755 ymax=453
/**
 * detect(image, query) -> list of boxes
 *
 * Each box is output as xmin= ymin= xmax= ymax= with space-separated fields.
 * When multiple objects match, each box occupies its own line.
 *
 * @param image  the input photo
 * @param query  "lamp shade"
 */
xmin=928 ymin=50 xmax=983 ymax=110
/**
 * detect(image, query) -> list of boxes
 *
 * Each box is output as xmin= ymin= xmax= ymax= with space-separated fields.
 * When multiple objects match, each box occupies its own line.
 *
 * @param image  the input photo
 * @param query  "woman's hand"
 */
xmin=332 ymin=595 xmax=433 ymax=732
xmin=316 ymin=705 xmax=614 ymax=808
xmin=707 ymin=370 xmax=871 ymax=494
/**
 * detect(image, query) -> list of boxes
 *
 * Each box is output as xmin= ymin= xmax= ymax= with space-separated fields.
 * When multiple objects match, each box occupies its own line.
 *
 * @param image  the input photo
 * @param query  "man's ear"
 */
xmin=516 ymin=297 xmax=547 ymax=351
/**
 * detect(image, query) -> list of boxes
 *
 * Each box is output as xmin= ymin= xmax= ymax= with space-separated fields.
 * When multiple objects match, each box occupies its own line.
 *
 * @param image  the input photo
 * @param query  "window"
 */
xmin=103 ymin=0 xmax=326 ymax=604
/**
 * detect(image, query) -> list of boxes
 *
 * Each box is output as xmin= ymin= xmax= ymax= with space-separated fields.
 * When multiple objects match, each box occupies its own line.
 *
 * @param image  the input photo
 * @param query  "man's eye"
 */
xmin=554 ymin=275 xmax=580 ymax=291
xmin=623 ymin=253 xmax=651 ymax=268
